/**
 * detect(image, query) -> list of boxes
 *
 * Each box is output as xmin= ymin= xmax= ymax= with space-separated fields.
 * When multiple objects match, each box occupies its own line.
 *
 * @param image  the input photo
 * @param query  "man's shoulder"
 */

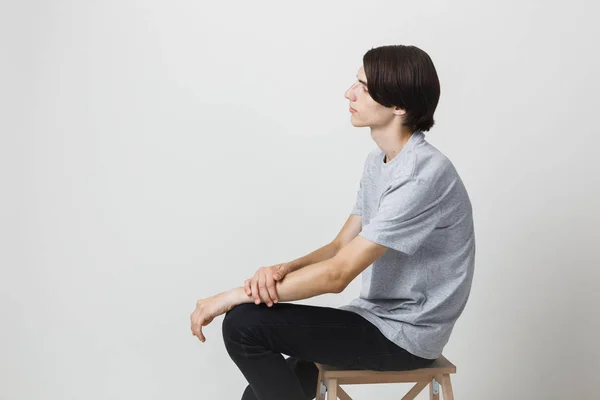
xmin=412 ymin=142 xmax=457 ymax=180
xmin=359 ymin=147 xmax=383 ymax=172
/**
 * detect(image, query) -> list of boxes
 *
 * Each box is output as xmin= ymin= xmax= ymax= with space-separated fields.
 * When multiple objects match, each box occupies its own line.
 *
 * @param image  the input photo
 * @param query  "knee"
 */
xmin=241 ymin=384 xmax=258 ymax=400
xmin=222 ymin=303 xmax=255 ymax=343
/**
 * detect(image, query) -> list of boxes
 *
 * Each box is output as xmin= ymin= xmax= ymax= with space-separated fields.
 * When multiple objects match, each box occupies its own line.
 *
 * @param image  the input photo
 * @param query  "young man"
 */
xmin=190 ymin=44 xmax=476 ymax=400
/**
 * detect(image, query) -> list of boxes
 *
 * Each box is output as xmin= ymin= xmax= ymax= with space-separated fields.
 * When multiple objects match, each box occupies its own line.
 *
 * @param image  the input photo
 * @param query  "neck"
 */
xmin=370 ymin=124 xmax=415 ymax=163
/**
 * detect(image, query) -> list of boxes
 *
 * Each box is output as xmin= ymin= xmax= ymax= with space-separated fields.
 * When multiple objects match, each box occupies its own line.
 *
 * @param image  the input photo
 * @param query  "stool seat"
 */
xmin=314 ymin=355 xmax=456 ymax=400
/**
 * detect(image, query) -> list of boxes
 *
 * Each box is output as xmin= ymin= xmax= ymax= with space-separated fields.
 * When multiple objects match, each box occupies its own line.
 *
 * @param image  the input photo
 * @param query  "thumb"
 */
xmin=273 ymin=265 xmax=286 ymax=280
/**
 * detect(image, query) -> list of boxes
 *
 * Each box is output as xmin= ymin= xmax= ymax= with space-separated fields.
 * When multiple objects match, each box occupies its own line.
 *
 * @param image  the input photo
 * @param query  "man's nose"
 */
xmin=345 ymin=86 xmax=357 ymax=101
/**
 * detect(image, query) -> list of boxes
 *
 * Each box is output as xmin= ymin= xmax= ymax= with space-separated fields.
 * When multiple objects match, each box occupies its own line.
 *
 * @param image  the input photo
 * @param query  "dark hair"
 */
xmin=363 ymin=45 xmax=440 ymax=132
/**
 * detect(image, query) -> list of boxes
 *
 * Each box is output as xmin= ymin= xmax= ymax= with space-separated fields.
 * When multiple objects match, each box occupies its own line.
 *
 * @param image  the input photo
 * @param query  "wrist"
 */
xmin=285 ymin=261 xmax=300 ymax=273
xmin=229 ymin=286 xmax=254 ymax=308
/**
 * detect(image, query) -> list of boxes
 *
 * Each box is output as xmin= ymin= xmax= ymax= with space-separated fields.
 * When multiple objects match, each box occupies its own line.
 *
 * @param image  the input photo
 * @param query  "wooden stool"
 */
xmin=314 ymin=355 xmax=456 ymax=400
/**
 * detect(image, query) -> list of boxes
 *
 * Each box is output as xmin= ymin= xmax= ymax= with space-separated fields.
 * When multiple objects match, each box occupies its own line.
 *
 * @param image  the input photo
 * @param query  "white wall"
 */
xmin=2 ymin=0 xmax=599 ymax=399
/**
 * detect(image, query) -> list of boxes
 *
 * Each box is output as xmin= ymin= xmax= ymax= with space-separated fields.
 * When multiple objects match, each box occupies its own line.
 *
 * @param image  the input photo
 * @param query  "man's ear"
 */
xmin=393 ymin=107 xmax=407 ymax=116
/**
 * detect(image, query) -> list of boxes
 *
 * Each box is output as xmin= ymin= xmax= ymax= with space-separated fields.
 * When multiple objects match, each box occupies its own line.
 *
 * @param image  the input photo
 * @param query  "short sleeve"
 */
xmin=359 ymin=177 xmax=442 ymax=256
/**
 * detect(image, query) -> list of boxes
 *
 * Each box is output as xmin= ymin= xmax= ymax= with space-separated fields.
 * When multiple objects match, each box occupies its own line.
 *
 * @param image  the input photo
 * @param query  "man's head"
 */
xmin=344 ymin=45 xmax=440 ymax=133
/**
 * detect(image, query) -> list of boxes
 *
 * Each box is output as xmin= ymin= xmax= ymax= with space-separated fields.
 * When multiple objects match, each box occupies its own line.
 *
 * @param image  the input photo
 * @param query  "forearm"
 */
xmin=286 ymin=241 xmax=341 ymax=273
xmin=232 ymin=258 xmax=343 ymax=305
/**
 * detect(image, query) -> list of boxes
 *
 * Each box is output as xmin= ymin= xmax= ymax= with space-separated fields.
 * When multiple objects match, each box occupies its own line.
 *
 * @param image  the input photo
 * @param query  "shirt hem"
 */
xmin=339 ymin=305 xmax=441 ymax=360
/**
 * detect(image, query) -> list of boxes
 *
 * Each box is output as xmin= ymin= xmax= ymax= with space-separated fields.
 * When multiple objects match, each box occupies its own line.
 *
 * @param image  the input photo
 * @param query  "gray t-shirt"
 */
xmin=338 ymin=131 xmax=476 ymax=359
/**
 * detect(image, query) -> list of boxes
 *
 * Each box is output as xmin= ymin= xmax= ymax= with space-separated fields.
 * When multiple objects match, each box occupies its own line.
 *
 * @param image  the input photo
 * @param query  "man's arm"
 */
xmin=286 ymin=214 xmax=363 ymax=273
xmin=192 ymin=233 xmax=388 ymax=342
xmin=232 ymin=232 xmax=387 ymax=306
xmin=242 ymin=214 xmax=365 ymax=306
xmin=234 ymin=257 xmax=344 ymax=305
xmin=285 ymin=242 xmax=341 ymax=273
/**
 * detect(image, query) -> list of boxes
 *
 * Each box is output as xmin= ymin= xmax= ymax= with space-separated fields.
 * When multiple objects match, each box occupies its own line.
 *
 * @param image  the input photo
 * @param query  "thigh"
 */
xmin=223 ymin=302 xmax=429 ymax=371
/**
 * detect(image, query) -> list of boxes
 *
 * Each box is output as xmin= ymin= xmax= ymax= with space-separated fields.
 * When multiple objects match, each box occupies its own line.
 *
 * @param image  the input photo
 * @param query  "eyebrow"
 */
xmin=356 ymin=76 xmax=368 ymax=85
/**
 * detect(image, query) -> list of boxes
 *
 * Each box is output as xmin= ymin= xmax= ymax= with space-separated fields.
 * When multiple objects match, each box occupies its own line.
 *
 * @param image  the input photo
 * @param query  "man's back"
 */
xmin=339 ymin=131 xmax=476 ymax=359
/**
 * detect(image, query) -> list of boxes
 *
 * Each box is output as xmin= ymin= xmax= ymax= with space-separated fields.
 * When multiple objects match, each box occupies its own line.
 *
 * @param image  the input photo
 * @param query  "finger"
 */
xmin=266 ymin=274 xmax=278 ymax=304
xmin=244 ymin=279 xmax=251 ymax=296
xmin=273 ymin=264 xmax=286 ymax=280
xmin=251 ymin=275 xmax=260 ymax=304
xmin=192 ymin=316 xmax=205 ymax=341
xmin=191 ymin=314 xmax=197 ymax=336
xmin=258 ymin=272 xmax=272 ymax=306
xmin=192 ymin=317 xmax=199 ymax=337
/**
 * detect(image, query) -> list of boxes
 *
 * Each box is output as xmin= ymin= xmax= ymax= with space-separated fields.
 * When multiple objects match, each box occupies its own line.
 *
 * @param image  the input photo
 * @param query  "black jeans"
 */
xmin=222 ymin=302 xmax=436 ymax=400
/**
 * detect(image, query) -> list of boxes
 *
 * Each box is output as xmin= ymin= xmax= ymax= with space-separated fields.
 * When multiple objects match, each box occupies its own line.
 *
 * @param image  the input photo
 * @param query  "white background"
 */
xmin=2 ymin=0 xmax=599 ymax=399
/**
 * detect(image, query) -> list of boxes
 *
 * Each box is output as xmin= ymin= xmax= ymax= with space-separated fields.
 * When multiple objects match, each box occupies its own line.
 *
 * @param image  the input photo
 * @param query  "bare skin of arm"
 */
xmin=191 ymin=216 xmax=388 ymax=343
xmin=288 ymin=214 xmax=363 ymax=272
xmin=245 ymin=215 xmax=363 ymax=306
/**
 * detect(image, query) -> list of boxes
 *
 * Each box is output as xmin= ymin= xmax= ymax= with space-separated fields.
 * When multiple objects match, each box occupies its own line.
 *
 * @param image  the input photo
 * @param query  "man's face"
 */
xmin=344 ymin=66 xmax=402 ymax=128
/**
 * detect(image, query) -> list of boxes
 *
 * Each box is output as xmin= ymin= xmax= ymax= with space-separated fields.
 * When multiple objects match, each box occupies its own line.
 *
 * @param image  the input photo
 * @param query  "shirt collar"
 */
xmin=381 ymin=130 xmax=425 ymax=166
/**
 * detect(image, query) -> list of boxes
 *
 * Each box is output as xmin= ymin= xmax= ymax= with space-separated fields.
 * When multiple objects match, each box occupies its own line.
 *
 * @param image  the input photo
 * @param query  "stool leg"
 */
xmin=316 ymin=367 xmax=325 ymax=400
xmin=441 ymin=374 xmax=454 ymax=400
xmin=326 ymin=378 xmax=337 ymax=400
xmin=337 ymin=385 xmax=353 ymax=400
xmin=429 ymin=376 xmax=440 ymax=400
xmin=402 ymin=381 xmax=429 ymax=400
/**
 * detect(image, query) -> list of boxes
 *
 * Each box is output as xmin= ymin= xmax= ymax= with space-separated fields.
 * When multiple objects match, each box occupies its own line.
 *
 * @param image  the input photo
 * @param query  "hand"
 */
xmin=190 ymin=289 xmax=239 ymax=343
xmin=244 ymin=263 xmax=291 ymax=307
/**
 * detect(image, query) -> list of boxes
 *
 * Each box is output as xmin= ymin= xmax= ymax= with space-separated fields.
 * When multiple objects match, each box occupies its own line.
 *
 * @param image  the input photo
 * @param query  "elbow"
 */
xmin=326 ymin=263 xmax=348 ymax=294
xmin=331 ymin=282 xmax=346 ymax=294
xmin=330 ymin=240 xmax=342 ymax=255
